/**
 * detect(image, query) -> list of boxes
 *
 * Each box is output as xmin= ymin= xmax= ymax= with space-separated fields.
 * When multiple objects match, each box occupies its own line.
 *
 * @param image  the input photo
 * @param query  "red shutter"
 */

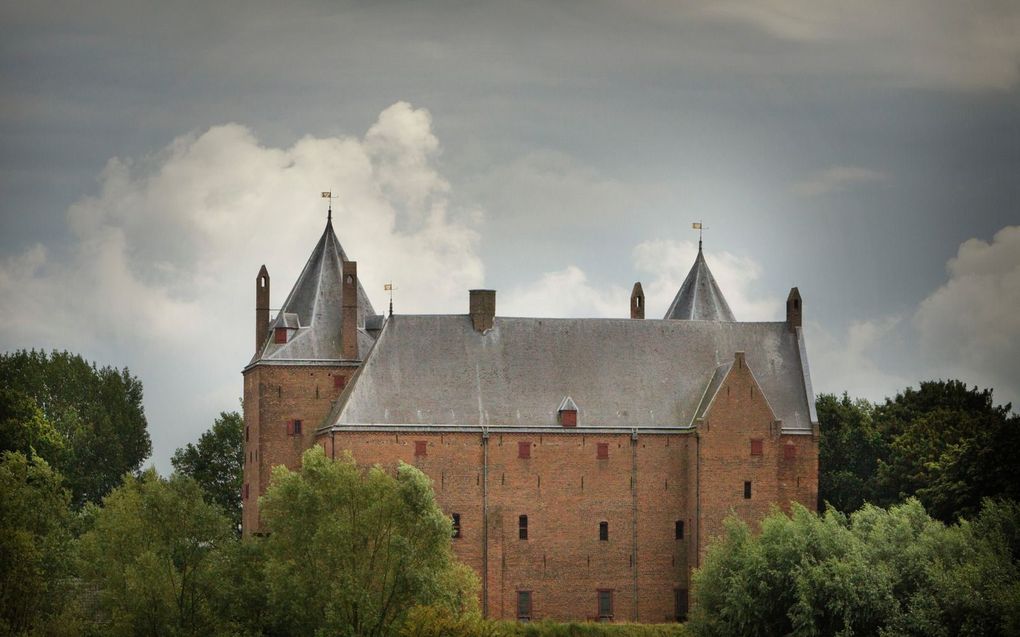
xmin=286 ymin=419 xmax=294 ymax=435
xmin=596 ymin=442 xmax=609 ymax=460
xmin=333 ymin=375 xmax=346 ymax=389
xmin=784 ymin=445 xmax=797 ymax=460
xmin=561 ymin=409 xmax=577 ymax=427
xmin=274 ymin=327 xmax=287 ymax=343
xmin=518 ymin=441 xmax=531 ymax=459
xmin=415 ymin=440 xmax=427 ymax=457
xmin=750 ymin=439 xmax=763 ymax=456
xmin=243 ymin=483 xmax=249 ymax=500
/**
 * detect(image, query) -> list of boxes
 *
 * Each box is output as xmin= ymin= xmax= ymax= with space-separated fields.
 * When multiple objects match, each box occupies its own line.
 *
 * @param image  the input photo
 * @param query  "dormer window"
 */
xmin=274 ymin=327 xmax=287 ymax=343
xmin=558 ymin=396 xmax=579 ymax=427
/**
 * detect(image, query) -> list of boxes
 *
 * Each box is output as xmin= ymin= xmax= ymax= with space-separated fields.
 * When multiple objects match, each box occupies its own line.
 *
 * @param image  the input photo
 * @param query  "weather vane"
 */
xmin=383 ymin=283 xmax=396 ymax=317
xmin=321 ymin=191 xmax=339 ymax=222
xmin=692 ymin=221 xmax=706 ymax=250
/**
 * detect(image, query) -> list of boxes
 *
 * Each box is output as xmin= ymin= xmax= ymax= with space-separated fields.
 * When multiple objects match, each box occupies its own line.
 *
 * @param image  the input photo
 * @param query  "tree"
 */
xmin=79 ymin=470 xmax=233 ymax=637
xmin=260 ymin=446 xmax=478 ymax=637
xmin=872 ymin=380 xmax=1020 ymax=522
xmin=0 ymin=451 xmax=74 ymax=635
xmin=816 ymin=393 xmax=884 ymax=513
xmin=688 ymin=499 xmax=1020 ymax=637
xmin=0 ymin=387 xmax=66 ymax=463
xmin=0 ymin=350 xmax=151 ymax=506
xmin=172 ymin=411 xmax=244 ymax=533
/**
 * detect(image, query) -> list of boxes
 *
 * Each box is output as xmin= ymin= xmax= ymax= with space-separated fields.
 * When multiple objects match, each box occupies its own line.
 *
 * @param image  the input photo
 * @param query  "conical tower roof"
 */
xmin=255 ymin=217 xmax=377 ymax=362
xmin=663 ymin=244 xmax=736 ymax=321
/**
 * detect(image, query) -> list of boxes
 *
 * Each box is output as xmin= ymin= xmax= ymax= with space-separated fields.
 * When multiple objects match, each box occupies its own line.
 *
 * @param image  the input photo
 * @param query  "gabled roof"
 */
xmin=325 ymin=316 xmax=816 ymax=432
xmin=253 ymin=218 xmax=379 ymax=363
xmin=558 ymin=396 xmax=579 ymax=412
xmin=664 ymin=245 xmax=736 ymax=322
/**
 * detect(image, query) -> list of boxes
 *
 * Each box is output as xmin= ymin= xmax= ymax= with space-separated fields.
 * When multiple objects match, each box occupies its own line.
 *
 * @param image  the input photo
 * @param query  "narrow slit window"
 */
xmin=293 ymin=419 xmax=302 ymax=435
xmin=599 ymin=521 xmax=609 ymax=541
xmin=519 ymin=515 xmax=528 ymax=540
xmin=744 ymin=481 xmax=752 ymax=499
xmin=452 ymin=513 xmax=461 ymax=539
xmin=675 ymin=520 xmax=684 ymax=540
xmin=517 ymin=591 xmax=532 ymax=621
xmin=675 ymin=588 xmax=689 ymax=622
xmin=597 ymin=590 xmax=613 ymax=621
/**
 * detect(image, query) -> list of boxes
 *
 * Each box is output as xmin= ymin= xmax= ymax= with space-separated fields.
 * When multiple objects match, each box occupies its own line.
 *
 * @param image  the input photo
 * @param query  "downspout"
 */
xmin=482 ymin=428 xmax=489 ymax=618
xmin=631 ymin=429 xmax=639 ymax=621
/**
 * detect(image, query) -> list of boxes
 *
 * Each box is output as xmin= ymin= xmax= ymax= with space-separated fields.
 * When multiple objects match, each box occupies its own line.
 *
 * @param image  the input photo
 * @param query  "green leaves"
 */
xmin=172 ymin=411 xmax=244 ymax=534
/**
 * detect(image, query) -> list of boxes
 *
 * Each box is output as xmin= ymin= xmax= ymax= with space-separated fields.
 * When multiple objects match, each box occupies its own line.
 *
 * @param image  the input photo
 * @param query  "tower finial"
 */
xmin=385 ymin=283 xmax=395 ymax=317
xmin=321 ymin=190 xmax=336 ymax=223
xmin=692 ymin=221 xmax=705 ymax=252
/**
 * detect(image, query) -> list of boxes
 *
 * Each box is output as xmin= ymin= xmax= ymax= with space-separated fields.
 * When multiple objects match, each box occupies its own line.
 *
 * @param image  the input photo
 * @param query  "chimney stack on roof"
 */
xmin=786 ymin=287 xmax=802 ymax=332
xmin=255 ymin=265 xmax=270 ymax=355
xmin=342 ymin=261 xmax=359 ymax=359
xmin=630 ymin=282 xmax=645 ymax=319
xmin=469 ymin=289 xmax=496 ymax=333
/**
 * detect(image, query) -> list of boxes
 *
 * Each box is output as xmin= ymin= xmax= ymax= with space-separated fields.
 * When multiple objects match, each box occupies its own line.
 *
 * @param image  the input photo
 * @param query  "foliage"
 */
xmin=79 ymin=470 xmax=233 ymax=637
xmin=401 ymin=606 xmax=687 ymax=637
xmin=259 ymin=446 xmax=479 ymax=637
xmin=172 ymin=411 xmax=244 ymax=534
xmin=816 ymin=393 xmax=883 ymax=513
xmin=0 ymin=451 xmax=75 ymax=636
xmin=688 ymin=499 xmax=1020 ymax=637
xmin=0 ymin=349 xmax=151 ymax=507
xmin=0 ymin=387 xmax=66 ymax=463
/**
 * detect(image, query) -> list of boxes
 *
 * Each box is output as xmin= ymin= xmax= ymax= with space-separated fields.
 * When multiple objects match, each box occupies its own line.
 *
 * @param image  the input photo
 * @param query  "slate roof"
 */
xmin=664 ymin=245 xmax=736 ymax=321
xmin=253 ymin=219 xmax=379 ymax=364
xmin=326 ymin=316 xmax=816 ymax=432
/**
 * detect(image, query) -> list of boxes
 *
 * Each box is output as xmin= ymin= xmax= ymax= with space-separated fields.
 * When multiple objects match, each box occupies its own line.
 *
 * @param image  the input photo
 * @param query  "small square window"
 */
xmin=599 ymin=521 xmax=609 ymax=541
xmin=519 ymin=515 xmax=528 ymax=540
xmin=452 ymin=513 xmax=461 ymax=539
xmin=518 ymin=441 xmax=531 ymax=459
xmin=517 ymin=591 xmax=532 ymax=621
xmin=744 ymin=481 xmax=752 ymax=499
xmin=675 ymin=588 xmax=688 ymax=622
xmin=597 ymin=590 xmax=613 ymax=621
xmin=750 ymin=439 xmax=763 ymax=456
xmin=414 ymin=440 xmax=427 ymax=457
xmin=784 ymin=445 xmax=797 ymax=460
xmin=596 ymin=442 xmax=609 ymax=460
xmin=675 ymin=520 xmax=684 ymax=540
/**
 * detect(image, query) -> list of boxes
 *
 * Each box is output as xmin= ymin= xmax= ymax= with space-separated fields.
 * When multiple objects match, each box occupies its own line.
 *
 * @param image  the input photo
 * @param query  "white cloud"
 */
xmin=806 ymin=317 xmax=911 ymax=402
xmin=501 ymin=266 xmax=628 ymax=318
xmin=0 ymin=102 xmax=483 ymax=470
xmin=792 ymin=165 xmax=888 ymax=198
xmin=915 ymin=226 xmax=1020 ymax=407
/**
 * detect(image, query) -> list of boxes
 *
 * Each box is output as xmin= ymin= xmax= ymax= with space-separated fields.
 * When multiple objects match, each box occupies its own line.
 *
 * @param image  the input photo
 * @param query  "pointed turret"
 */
xmin=253 ymin=217 xmax=377 ymax=363
xmin=663 ymin=244 xmax=736 ymax=321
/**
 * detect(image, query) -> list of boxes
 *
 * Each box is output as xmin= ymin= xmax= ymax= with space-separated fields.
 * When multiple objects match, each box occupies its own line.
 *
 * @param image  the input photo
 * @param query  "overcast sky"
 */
xmin=1 ymin=0 xmax=1018 ymax=472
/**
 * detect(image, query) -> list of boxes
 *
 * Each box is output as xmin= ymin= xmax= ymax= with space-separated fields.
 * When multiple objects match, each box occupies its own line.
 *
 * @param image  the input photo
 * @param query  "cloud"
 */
xmin=792 ymin=165 xmax=888 ymax=198
xmin=501 ymin=266 xmax=628 ymax=318
xmin=0 ymin=102 xmax=483 ymax=470
xmin=806 ymin=317 xmax=912 ymax=402
xmin=914 ymin=225 xmax=1020 ymax=407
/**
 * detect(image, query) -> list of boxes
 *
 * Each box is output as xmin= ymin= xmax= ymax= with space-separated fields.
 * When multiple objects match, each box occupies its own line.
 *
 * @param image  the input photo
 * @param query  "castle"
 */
xmin=241 ymin=213 xmax=819 ymax=623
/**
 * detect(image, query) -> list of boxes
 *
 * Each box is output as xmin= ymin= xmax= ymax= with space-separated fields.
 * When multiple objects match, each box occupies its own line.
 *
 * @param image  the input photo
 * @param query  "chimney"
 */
xmin=255 ymin=265 xmax=270 ymax=355
xmin=469 ymin=289 xmax=496 ymax=333
xmin=342 ymin=261 xmax=359 ymax=359
xmin=786 ymin=287 xmax=802 ymax=332
xmin=630 ymin=282 xmax=645 ymax=319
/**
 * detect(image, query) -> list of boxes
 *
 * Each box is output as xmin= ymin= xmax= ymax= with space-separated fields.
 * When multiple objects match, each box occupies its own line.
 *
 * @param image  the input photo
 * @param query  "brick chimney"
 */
xmin=342 ymin=261 xmax=359 ymax=359
xmin=630 ymin=282 xmax=644 ymax=319
xmin=469 ymin=289 xmax=496 ymax=333
xmin=255 ymin=265 xmax=270 ymax=355
xmin=786 ymin=287 xmax=802 ymax=332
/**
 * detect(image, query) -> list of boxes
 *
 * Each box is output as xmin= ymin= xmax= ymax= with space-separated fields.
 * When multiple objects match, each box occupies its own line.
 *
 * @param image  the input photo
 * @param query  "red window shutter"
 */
xmin=333 ymin=375 xmax=346 ymax=389
xmin=415 ymin=440 xmax=427 ymax=457
xmin=274 ymin=327 xmax=287 ymax=344
xmin=561 ymin=409 xmax=577 ymax=427
xmin=750 ymin=439 xmax=763 ymax=456
xmin=243 ymin=483 xmax=249 ymax=500
xmin=596 ymin=442 xmax=609 ymax=460
xmin=518 ymin=441 xmax=531 ymax=459
xmin=286 ymin=419 xmax=294 ymax=435
xmin=784 ymin=445 xmax=797 ymax=460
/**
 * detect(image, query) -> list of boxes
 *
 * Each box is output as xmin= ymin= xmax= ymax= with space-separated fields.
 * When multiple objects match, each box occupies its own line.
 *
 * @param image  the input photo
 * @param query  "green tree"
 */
xmin=0 ymin=387 xmax=66 ymax=463
xmin=816 ymin=393 xmax=884 ymax=513
xmin=0 ymin=451 xmax=74 ymax=636
xmin=172 ymin=411 xmax=244 ymax=534
xmin=0 ymin=349 xmax=151 ymax=506
xmin=79 ymin=470 xmax=233 ymax=637
xmin=872 ymin=380 xmax=1019 ymax=522
xmin=260 ymin=446 xmax=478 ymax=637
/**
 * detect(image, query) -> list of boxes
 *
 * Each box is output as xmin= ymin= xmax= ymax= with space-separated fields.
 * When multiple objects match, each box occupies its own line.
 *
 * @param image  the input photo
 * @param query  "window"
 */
xmin=519 ymin=515 xmax=528 ymax=540
xmin=675 ymin=588 xmax=689 ymax=622
xmin=333 ymin=375 xmax=346 ymax=389
xmin=599 ymin=521 xmax=609 ymax=541
xmin=452 ymin=513 xmax=462 ymax=539
xmin=274 ymin=327 xmax=287 ymax=343
xmin=286 ymin=419 xmax=302 ymax=436
xmin=750 ymin=439 xmax=763 ymax=456
xmin=596 ymin=442 xmax=609 ymax=460
xmin=415 ymin=440 xmax=427 ymax=457
xmin=518 ymin=441 xmax=531 ymax=459
xmin=675 ymin=520 xmax=684 ymax=540
xmin=744 ymin=481 xmax=752 ymax=499
xmin=293 ymin=419 xmax=302 ymax=435
xmin=597 ymin=590 xmax=613 ymax=621
xmin=245 ymin=426 xmax=249 ymax=442
xmin=517 ymin=591 xmax=532 ymax=621
xmin=784 ymin=445 xmax=797 ymax=460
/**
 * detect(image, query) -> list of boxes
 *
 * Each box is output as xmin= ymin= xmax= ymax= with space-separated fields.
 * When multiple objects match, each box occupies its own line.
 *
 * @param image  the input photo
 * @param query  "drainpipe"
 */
xmin=482 ymin=428 xmax=489 ymax=618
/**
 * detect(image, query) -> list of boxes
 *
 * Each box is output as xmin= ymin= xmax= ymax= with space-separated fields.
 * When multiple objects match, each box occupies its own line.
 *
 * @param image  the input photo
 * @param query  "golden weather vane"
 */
xmin=321 ymin=191 xmax=339 ymax=221
xmin=692 ymin=221 xmax=707 ymax=250
xmin=383 ymin=283 xmax=396 ymax=317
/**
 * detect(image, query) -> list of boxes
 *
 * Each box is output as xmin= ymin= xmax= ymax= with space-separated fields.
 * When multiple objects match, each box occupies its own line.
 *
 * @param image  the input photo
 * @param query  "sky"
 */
xmin=1 ymin=0 xmax=1018 ymax=472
